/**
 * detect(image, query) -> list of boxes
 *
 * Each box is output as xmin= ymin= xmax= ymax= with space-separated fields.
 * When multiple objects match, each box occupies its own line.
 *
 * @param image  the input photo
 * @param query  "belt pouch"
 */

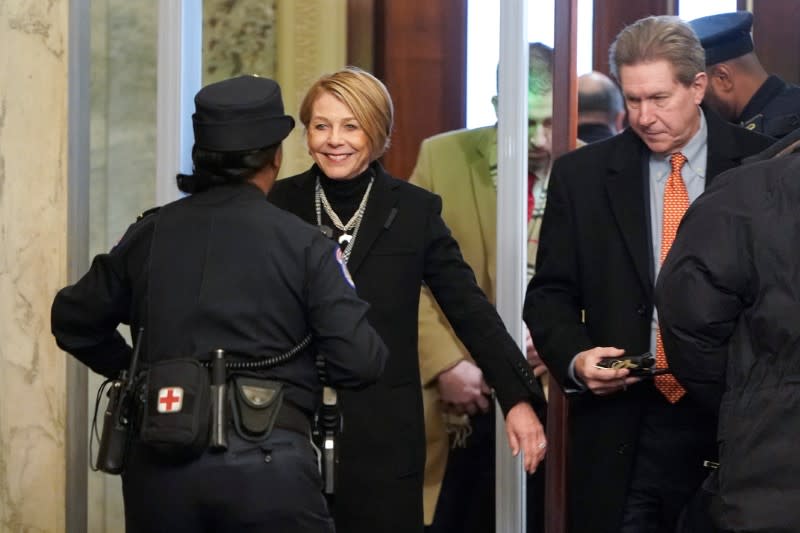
xmin=231 ymin=376 xmax=283 ymax=441
xmin=139 ymin=358 xmax=210 ymax=462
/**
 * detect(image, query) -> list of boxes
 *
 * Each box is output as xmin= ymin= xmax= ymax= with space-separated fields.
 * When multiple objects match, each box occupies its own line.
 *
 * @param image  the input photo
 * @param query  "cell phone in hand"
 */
xmin=595 ymin=352 xmax=669 ymax=377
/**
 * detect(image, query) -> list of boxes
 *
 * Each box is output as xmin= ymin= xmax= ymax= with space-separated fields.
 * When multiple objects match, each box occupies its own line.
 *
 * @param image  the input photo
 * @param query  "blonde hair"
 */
xmin=299 ymin=66 xmax=394 ymax=160
xmin=610 ymin=15 xmax=705 ymax=87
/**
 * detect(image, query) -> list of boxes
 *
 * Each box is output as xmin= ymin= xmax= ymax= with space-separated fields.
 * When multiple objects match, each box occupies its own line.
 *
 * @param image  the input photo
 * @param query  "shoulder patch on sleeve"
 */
xmin=334 ymin=247 xmax=355 ymax=288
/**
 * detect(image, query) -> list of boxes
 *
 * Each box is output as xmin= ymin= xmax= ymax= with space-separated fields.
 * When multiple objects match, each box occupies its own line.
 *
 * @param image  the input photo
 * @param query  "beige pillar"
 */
xmin=275 ymin=0 xmax=347 ymax=178
xmin=0 ymin=0 xmax=69 ymax=531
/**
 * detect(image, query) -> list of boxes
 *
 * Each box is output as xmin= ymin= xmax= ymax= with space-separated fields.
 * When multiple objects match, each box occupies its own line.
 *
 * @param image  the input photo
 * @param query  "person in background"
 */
xmin=690 ymin=11 xmax=800 ymax=139
xmin=51 ymin=75 xmax=389 ymax=533
xmin=267 ymin=66 xmax=546 ymax=533
xmin=410 ymin=42 xmax=554 ymax=533
xmin=524 ymin=16 xmax=774 ymax=533
xmin=578 ymin=70 xmax=625 ymax=143
xmin=657 ymin=128 xmax=800 ymax=533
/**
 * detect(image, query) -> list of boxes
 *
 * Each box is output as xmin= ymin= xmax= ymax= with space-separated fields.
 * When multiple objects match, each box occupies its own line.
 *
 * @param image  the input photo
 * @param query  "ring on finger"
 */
xmin=537 ymin=441 xmax=547 ymax=450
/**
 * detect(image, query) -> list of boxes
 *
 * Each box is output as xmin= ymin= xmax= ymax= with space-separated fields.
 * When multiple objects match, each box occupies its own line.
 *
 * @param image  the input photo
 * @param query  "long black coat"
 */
xmin=269 ymin=163 xmax=543 ymax=533
xmin=523 ymin=109 xmax=773 ymax=533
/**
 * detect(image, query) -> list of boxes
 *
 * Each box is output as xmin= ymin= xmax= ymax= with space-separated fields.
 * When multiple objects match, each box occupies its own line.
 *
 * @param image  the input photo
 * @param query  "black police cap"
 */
xmin=689 ymin=11 xmax=754 ymax=66
xmin=192 ymin=75 xmax=295 ymax=152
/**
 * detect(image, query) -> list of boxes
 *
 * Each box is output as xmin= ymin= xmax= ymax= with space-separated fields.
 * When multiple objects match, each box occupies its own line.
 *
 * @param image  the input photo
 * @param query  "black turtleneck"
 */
xmin=318 ymin=163 xmax=375 ymax=224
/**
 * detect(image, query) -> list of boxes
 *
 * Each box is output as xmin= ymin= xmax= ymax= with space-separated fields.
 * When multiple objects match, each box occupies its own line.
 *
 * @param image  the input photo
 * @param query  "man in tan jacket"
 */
xmin=410 ymin=43 xmax=554 ymax=533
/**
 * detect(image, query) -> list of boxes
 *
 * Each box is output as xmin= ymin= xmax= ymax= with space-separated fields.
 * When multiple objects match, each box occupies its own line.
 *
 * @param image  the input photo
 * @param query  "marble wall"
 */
xmin=204 ymin=0 xmax=277 ymax=84
xmin=92 ymin=0 xmax=158 ymax=256
xmin=202 ymin=0 xmax=349 ymax=179
xmin=275 ymin=0 xmax=347 ymax=178
xmin=0 ymin=1 xmax=69 ymax=532
xmin=87 ymin=2 xmax=158 ymax=529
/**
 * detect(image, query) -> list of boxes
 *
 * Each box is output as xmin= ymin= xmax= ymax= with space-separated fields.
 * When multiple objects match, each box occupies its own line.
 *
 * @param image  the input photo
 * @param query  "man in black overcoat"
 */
xmin=524 ymin=15 xmax=774 ymax=533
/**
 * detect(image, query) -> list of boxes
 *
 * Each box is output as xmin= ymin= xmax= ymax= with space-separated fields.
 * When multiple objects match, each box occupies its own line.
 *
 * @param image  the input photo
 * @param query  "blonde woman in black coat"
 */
xmin=268 ymin=67 xmax=546 ymax=533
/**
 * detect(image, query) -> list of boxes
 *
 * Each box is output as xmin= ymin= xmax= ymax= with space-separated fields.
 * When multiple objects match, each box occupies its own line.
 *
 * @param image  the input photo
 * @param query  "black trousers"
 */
xmin=122 ymin=428 xmax=333 ymax=533
xmin=527 ymin=460 xmax=545 ymax=533
xmin=424 ymin=409 xmax=545 ymax=533
xmin=620 ymin=393 xmax=717 ymax=533
xmin=675 ymin=484 xmax=725 ymax=533
xmin=426 ymin=410 xmax=495 ymax=533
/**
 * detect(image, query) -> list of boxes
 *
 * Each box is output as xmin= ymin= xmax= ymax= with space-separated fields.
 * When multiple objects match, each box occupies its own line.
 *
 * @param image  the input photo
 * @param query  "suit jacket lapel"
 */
xmin=470 ymin=128 xmax=498 ymax=297
xmin=606 ymin=130 xmax=652 ymax=295
xmin=346 ymin=164 xmax=399 ymax=275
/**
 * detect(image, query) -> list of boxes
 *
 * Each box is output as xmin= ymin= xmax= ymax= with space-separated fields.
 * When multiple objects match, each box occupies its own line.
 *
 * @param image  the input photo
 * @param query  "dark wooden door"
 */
xmin=348 ymin=0 xmax=467 ymax=180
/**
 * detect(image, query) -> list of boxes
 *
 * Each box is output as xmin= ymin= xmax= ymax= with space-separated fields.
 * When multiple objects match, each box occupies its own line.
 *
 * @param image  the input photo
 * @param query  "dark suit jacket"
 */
xmin=523 ymin=108 xmax=773 ymax=533
xmin=269 ymin=163 xmax=543 ymax=533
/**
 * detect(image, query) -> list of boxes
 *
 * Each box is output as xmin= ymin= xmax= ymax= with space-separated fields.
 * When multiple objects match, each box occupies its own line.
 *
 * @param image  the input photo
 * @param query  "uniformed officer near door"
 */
xmin=690 ymin=11 xmax=800 ymax=139
xmin=51 ymin=75 xmax=388 ymax=533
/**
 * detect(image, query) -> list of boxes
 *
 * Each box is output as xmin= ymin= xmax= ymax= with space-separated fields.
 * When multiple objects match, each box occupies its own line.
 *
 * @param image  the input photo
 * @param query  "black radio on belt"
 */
xmin=313 ymin=386 xmax=342 ymax=495
xmin=95 ymin=327 xmax=144 ymax=474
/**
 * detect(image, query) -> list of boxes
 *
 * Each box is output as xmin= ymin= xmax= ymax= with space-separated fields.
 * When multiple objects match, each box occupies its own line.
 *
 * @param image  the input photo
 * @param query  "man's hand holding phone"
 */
xmin=595 ymin=351 xmax=668 ymax=377
xmin=575 ymin=347 xmax=643 ymax=395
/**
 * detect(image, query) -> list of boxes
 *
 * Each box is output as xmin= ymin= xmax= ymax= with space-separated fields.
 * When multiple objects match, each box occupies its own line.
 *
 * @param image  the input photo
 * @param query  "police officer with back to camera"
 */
xmin=51 ymin=75 xmax=388 ymax=533
xmin=690 ymin=11 xmax=800 ymax=139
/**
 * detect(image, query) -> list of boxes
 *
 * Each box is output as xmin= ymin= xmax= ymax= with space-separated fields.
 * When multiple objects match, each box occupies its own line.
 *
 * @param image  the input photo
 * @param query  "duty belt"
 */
xmin=274 ymin=402 xmax=311 ymax=437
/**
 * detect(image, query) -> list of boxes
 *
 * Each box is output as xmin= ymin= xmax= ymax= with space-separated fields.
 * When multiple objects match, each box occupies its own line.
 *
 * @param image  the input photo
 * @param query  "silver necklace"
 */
xmin=314 ymin=176 xmax=374 ymax=262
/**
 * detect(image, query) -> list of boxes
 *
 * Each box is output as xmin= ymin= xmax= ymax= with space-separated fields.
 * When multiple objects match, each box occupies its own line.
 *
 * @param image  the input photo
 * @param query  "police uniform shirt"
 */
xmin=738 ymin=75 xmax=800 ymax=139
xmin=690 ymin=11 xmax=800 ymax=139
xmin=51 ymin=182 xmax=387 ymax=413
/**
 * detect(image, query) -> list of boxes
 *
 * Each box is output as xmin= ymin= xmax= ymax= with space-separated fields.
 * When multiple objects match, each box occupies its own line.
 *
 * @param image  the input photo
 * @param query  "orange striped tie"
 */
xmin=655 ymin=152 xmax=688 ymax=403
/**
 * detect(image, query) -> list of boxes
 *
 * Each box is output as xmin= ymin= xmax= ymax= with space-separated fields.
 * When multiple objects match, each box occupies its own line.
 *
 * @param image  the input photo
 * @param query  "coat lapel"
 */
xmin=470 ymin=128 xmax=498 ymax=297
xmin=605 ymin=130 xmax=653 ymax=294
xmin=285 ymin=170 xmax=318 ymax=224
xmin=345 ymin=164 xmax=399 ymax=275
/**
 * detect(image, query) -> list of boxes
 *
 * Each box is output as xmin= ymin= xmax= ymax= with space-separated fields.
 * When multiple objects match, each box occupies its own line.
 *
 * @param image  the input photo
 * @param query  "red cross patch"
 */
xmin=157 ymin=387 xmax=184 ymax=413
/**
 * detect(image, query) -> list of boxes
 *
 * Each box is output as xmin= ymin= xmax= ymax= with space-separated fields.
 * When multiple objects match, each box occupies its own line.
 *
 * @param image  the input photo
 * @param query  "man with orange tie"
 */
xmin=523 ymin=16 xmax=773 ymax=533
